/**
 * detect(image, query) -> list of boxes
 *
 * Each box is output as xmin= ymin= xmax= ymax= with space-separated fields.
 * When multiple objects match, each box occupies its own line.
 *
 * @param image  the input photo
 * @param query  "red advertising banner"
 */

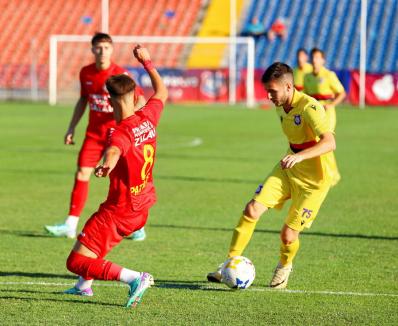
xmin=130 ymin=67 xmax=270 ymax=104
xmin=350 ymin=71 xmax=398 ymax=105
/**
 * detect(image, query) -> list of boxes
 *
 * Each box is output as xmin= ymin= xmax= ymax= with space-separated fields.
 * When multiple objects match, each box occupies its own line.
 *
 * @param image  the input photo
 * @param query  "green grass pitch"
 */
xmin=0 ymin=101 xmax=397 ymax=325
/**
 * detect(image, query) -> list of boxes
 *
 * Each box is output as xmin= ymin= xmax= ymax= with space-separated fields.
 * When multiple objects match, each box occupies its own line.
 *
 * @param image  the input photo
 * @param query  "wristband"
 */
xmin=143 ymin=60 xmax=154 ymax=71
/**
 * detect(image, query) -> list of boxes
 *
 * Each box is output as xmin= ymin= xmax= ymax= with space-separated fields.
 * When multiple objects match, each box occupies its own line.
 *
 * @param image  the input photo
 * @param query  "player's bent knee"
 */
xmin=66 ymin=251 xmax=79 ymax=274
xmin=244 ymin=200 xmax=267 ymax=220
xmin=280 ymin=226 xmax=299 ymax=244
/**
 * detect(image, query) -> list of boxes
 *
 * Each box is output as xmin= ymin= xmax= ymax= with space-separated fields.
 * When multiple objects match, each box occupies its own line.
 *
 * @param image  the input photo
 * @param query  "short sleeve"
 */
xmin=303 ymin=103 xmax=331 ymax=136
xmin=109 ymin=127 xmax=132 ymax=156
xmin=141 ymin=97 xmax=164 ymax=126
xmin=79 ymin=68 xmax=88 ymax=97
xmin=329 ymin=72 xmax=345 ymax=94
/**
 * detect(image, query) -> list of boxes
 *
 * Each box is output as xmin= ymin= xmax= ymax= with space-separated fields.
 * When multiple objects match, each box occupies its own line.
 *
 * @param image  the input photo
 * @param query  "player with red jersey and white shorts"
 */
xmin=45 ymin=33 xmax=147 ymax=241
xmin=64 ymin=45 xmax=167 ymax=307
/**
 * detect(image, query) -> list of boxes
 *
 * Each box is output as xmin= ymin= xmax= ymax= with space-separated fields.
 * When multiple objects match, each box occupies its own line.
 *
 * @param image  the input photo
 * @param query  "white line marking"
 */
xmin=0 ymin=281 xmax=397 ymax=298
xmin=158 ymin=137 xmax=203 ymax=149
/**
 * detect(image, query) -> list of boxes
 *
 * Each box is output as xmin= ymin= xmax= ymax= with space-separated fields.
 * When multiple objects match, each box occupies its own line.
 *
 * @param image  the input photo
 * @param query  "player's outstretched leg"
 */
xmin=207 ymin=200 xmax=264 ymax=283
xmin=66 ymin=250 xmax=154 ymax=307
xmin=130 ymin=227 xmax=146 ymax=241
xmin=126 ymin=272 xmax=154 ymax=308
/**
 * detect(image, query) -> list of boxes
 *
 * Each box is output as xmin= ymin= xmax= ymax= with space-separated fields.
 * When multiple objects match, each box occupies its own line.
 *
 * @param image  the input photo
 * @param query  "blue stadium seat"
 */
xmin=238 ymin=0 xmax=398 ymax=73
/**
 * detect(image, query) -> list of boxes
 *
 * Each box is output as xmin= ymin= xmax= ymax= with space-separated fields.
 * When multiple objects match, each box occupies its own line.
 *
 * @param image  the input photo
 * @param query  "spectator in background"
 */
xmin=267 ymin=18 xmax=287 ymax=41
xmin=293 ymin=49 xmax=312 ymax=91
xmin=241 ymin=17 xmax=267 ymax=40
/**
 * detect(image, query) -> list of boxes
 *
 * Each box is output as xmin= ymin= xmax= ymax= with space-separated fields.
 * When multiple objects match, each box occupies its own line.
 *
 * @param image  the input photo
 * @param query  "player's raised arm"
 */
xmin=94 ymin=145 xmax=121 ymax=177
xmin=64 ymin=96 xmax=88 ymax=145
xmin=133 ymin=45 xmax=168 ymax=104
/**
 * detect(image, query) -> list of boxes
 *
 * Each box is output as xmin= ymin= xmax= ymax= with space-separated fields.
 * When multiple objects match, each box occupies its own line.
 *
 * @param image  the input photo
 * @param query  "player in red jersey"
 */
xmin=64 ymin=45 xmax=167 ymax=307
xmin=45 ymin=33 xmax=147 ymax=241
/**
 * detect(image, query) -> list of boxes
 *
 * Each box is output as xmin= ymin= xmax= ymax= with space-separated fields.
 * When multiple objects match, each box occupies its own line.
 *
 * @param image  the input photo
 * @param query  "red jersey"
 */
xmin=79 ymin=63 xmax=144 ymax=140
xmin=101 ymin=98 xmax=164 ymax=215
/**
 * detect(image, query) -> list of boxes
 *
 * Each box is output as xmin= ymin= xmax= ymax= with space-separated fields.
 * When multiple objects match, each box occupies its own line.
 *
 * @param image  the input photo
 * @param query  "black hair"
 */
xmin=261 ymin=62 xmax=293 ymax=84
xmin=91 ymin=32 xmax=113 ymax=46
xmin=310 ymin=47 xmax=325 ymax=58
xmin=296 ymin=48 xmax=308 ymax=55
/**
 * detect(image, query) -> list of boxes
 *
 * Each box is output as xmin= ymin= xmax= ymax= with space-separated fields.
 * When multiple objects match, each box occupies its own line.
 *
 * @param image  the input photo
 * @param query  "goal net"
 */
xmin=49 ymin=35 xmax=255 ymax=107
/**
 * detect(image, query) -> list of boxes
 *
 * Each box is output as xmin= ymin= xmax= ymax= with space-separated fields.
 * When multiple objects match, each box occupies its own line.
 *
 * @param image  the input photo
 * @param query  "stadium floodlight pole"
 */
xmin=229 ymin=0 xmax=237 ymax=105
xmin=359 ymin=0 xmax=367 ymax=109
xmin=48 ymin=35 xmax=255 ymax=107
xmin=102 ymin=0 xmax=109 ymax=33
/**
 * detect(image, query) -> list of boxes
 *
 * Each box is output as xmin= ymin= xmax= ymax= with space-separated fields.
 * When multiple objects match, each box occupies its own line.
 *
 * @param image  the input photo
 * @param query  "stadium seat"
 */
xmin=0 ymin=0 xmax=205 ymax=91
xmin=238 ymin=0 xmax=398 ymax=73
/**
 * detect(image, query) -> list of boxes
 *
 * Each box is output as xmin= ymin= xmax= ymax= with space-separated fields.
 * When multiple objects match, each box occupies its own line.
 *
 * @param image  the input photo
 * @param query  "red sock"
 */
xmin=66 ymin=251 xmax=122 ymax=281
xmin=68 ymin=179 xmax=89 ymax=217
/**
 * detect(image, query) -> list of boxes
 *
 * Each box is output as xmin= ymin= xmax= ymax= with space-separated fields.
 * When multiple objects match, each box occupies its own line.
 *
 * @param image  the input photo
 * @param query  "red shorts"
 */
xmin=77 ymin=208 xmax=148 ymax=258
xmin=77 ymin=136 xmax=106 ymax=167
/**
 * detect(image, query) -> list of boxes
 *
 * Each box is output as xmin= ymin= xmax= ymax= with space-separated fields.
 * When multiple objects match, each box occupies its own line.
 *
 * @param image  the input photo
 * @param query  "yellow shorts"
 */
xmin=253 ymin=163 xmax=330 ymax=231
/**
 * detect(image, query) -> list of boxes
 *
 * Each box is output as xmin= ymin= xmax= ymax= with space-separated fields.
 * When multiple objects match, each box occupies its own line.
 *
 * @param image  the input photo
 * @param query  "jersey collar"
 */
xmin=284 ymin=89 xmax=302 ymax=114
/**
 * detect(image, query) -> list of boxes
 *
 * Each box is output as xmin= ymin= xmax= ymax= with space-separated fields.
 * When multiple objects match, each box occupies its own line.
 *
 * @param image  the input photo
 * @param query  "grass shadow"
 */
xmin=0 ymin=271 xmax=76 ymax=280
xmin=149 ymin=224 xmax=398 ymax=241
xmin=0 ymin=295 xmax=121 ymax=307
xmin=0 ymin=229 xmax=57 ymax=238
xmin=155 ymin=279 xmax=228 ymax=292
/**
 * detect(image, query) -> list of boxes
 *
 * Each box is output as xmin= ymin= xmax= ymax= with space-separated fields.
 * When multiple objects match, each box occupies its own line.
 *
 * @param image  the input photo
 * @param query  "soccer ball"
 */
xmin=221 ymin=256 xmax=255 ymax=289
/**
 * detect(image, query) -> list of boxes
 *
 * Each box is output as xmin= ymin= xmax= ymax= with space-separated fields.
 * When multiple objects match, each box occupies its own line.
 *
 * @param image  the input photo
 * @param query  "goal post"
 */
xmin=48 ymin=35 xmax=256 ymax=107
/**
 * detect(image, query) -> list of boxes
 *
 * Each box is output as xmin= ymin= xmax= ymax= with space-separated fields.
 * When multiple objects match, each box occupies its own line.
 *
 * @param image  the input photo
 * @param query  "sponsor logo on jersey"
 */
xmin=88 ymin=94 xmax=113 ymax=112
xmin=132 ymin=120 xmax=156 ymax=146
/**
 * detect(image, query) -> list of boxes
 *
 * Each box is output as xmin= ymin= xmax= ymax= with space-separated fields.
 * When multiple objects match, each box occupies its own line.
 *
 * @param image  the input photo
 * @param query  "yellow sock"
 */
xmin=228 ymin=215 xmax=258 ymax=258
xmin=280 ymin=239 xmax=300 ymax=266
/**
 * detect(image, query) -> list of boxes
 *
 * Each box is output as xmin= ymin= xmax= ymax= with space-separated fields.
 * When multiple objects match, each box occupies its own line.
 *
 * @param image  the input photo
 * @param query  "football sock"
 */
xmin=228 ymin=214 xmax=258 ymax=258
xmin=75 ymin=276 xmax=94 ymax=290
xmin=279 ymin=239 xmax=300 ymax=266
xmin=68 ymin=179 xmax=89 ymax=217
xmin=65 ymin=215 xmax=79 ymax=230
xmin=119 ymin=268 xmax=141 ymax=284
xmin=66 ymin=251 xmax=122 ymax=281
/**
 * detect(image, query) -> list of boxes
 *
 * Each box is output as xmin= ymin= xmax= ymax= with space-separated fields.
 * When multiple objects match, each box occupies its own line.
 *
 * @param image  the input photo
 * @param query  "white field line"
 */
xmin=158 ymin=137 xmax=203 ymax=149
xmin=0 ymin=281 xmax=397 ymax=298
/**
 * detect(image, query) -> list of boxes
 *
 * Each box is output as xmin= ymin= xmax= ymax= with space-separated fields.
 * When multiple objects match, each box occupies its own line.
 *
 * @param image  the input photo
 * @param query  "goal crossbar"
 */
xmin=49 ymin=35 xmax=256 ymax=107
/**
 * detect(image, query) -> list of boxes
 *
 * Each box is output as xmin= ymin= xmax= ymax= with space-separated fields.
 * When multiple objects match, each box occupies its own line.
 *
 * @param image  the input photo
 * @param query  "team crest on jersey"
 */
xmin=294 ymin=115 xmax=301 ymax=125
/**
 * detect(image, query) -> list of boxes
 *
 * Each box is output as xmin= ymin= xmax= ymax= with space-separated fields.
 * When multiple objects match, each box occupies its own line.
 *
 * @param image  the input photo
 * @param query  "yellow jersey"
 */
xmin=293 ymin=63 xmax=312 ymax=91
xmin=303 ymin=67 xmax=344 ymax=106
xmin=276 ymin=90 xmax=339 ymax=187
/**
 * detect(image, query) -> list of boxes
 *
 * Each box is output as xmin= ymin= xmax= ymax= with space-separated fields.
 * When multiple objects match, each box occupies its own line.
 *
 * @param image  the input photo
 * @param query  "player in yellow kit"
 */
xmin=293 ymin=48 xmax=312 ymax=91
xmin=207 ymin=62 xmax=338 ymax=289
xmin=303 ymin=48 xmax=346 ymax=131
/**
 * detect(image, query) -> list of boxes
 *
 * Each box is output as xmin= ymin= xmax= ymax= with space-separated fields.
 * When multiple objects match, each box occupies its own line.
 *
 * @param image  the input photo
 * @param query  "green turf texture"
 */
xmin=0 ymin=102 xmax=397 ymax=325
